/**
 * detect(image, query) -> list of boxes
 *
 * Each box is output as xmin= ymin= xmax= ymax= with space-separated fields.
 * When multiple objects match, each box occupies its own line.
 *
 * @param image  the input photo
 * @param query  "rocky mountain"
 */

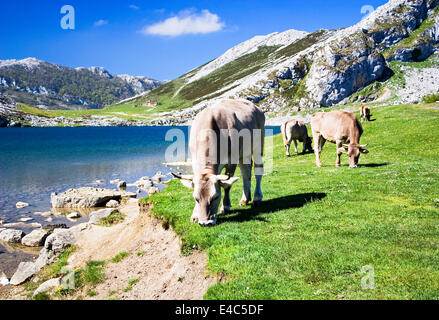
xmin=0 ymin=58 xmax=163 ymax=110
xmin=142 ymin=0 xmax=439 ymax=123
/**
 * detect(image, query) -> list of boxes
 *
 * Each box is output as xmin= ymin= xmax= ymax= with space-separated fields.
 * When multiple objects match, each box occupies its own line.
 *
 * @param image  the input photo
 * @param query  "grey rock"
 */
xmin=32 ymin=278 xmax=61 ymax=297
xmin=10 ymin=262 xmax=38 ymax=285
xmin=67 ymin=212 xmax=81 ymax=219
xmin=89 ymin=208 xmax=114 ymax=224
xmin=51 ymin=187 xmax=136 ymax=208
xmin=0 ymin=271 xmax=9 ymax=286
xmin=16 ymin=202 xmax=29 ymax=208
xmin=0 ymin=229 xmax=25 ymax=243
xmin=21 ymin=229 xmax=50 ymax=247
xmin=117 ymin=181 xmax=127 ymax=189
xmin=42 ymin=224 xmax=67 ymax=232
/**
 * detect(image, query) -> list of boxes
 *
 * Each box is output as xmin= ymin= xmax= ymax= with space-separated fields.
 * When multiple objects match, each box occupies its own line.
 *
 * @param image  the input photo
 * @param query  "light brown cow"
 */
xmin=173 ymin=99 xmax=265 ymax=227
xmin=280 ymin=120 xmax=313 ymax=156
xmin=360 ymin=106 xmax=371 ymax=122
xmin=311 ymin=111 xmax=369 ymax=168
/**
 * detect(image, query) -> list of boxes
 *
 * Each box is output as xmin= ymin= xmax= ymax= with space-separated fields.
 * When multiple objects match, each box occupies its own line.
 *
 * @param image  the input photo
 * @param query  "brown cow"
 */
xmin=281 ymin=120 xmax=313 ymax=156
xmin=360 ymin=106 xmax=371 ymax=122
xmin=311 ymin=111 xmax=369 ymax=168
xmin=173 ymin=99 xmax=265 ymax=227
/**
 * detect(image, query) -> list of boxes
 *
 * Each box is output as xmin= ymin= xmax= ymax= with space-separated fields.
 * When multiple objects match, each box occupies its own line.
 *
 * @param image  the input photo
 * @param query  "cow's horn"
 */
xmin=216 ymin=174 xmax=231 ymax=181
xmin=171 ymin=173 xmax=193 ymax=181
xmin=360 ymin=144 xmax=369 ymax=148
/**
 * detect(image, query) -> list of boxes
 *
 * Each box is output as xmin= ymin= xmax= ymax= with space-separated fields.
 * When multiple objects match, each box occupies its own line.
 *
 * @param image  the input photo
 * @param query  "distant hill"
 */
xmin=0 ymin=58 xmax=163 ymax=110
xmin=139 ymin=0 xmax=439 ymax=119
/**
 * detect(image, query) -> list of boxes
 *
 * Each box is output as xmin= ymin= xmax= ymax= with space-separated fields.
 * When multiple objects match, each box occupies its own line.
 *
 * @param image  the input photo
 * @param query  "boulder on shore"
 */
xmin=89 ymin=208 xmax=114 ymax=225
xmin=32 ymin=278 xmax=61 ymax=298
xmin=106 ymin=200 xmax=119 ymax=208
xmin=51 ymin=187 xmax=136 ymax=208
xmin=10 ymin=262 xmax=38 ymax=285
xmin=0 ymin=229 xmax=25 ymax=243
xmin=21 ymin=229 xmax=51 ymax=247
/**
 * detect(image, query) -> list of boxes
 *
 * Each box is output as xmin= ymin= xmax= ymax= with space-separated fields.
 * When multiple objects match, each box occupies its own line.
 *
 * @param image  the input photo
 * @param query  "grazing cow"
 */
xmin=173 ymin=99 xmax=265 ymax=227
xmin=360 ymin=106 xmax=371 ymax=122
xmin=281 ymin=120 xmax=313 ymax=156
xmin=311 ymin=111 xmax=369 ymax=168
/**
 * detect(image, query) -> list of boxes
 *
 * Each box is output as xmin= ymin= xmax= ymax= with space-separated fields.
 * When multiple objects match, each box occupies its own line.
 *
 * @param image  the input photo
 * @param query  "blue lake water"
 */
xmin=0 ymin=126 xmax=281 ymax=231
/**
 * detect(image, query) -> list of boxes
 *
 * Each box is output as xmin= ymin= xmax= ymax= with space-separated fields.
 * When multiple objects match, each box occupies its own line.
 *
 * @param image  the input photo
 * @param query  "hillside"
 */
xmin=0 ymin=58 xmax=163 ymax=110
xmin=137 ymin=0 xmax=439 ymax=123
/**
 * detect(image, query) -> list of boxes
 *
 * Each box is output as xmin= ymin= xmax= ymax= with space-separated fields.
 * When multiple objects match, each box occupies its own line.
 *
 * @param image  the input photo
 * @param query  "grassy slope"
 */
xmin=146 ymin=103 xmax=439 ymax=300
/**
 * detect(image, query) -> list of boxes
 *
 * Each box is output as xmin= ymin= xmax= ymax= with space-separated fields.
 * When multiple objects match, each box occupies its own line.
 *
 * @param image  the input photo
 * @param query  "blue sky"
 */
xmin=0 ymin=0 xmax=387 ymax=80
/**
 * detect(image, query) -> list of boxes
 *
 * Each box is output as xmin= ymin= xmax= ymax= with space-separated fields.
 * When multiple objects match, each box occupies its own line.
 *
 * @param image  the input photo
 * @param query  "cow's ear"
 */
xmin=338 ymin=147 xmax=348 ymax=154
xmin=219 ymin=177 xmax=240 ymax=188
xmin=360 ymin=148 xmax=370 ymax=154
xmin=172 ymin=173 xmax=194 ymax=189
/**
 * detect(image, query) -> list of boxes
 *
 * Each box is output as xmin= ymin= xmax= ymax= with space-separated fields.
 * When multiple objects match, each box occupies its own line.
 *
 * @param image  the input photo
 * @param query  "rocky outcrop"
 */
xmin=51 ymin=187 xmax=137 ymax=208
xmin=32 ymin=278 xmax=61 ymax=298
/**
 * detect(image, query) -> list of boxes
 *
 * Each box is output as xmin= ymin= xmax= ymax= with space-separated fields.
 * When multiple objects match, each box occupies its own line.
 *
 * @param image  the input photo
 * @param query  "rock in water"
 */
xmin=0 ymin=229 xmax=25 ymax=243
xmin=32 ymin=278 xmax=61 ymax=298
xmin=21 ymin=229 xmax=50 ymax=247
xmin=10 ymin=262 xmax=38 ymax=285
xmin=117 ymin=181 xmax=127 ymax=189
xmin=16 ymin=202 xmax=29 ymax=208
xmin=67 ymin=212 xmax=81 ymax=219
xmin=51 ymin=187 xmax=136 ymax=208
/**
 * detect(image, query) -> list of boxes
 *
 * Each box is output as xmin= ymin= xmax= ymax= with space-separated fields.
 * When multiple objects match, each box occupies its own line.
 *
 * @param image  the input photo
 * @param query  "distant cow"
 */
xmin=311 ymin=111 xmax=369 ymax=168
xmin=173 ymin=99 xmax=265 ymax=227
xmin=360 ymin=106 xmax=371 ymax=122
xmin=281 ymin=120 xmax=313 ymax=156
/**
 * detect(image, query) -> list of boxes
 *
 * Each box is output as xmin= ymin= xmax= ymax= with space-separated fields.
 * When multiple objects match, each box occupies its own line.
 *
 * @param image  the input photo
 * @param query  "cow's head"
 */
xmin=339 ymin=144 xmax=369 ymax=168
xmin=172 ymin=172 xmax=239 ymax=227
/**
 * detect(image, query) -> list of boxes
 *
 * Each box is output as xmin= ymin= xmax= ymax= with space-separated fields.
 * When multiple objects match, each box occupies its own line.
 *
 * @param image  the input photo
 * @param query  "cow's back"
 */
xmin=311 ymin=111 xmax=362 ymax=143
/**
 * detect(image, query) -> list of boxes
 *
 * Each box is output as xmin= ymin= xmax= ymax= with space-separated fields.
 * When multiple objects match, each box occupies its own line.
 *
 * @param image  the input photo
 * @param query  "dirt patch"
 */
xmin=69 ymin=198 xmax=215 ymax=300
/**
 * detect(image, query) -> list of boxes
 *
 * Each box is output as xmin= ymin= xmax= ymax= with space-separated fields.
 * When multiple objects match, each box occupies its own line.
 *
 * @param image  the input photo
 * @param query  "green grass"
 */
xmin=123 ymin=278 xmax=141 ymax=292
xmin=97 ymin=210 xmax=126 ymax=227
xmin=146 ymin=104 xmax=439 ymax=299
xmin=136 ymin=251 xmax=146 ymax=257
xmin=82 ymin=261 xmax=106 ymax=286
xmin=111 ymin=252 xmax=130 ymax=263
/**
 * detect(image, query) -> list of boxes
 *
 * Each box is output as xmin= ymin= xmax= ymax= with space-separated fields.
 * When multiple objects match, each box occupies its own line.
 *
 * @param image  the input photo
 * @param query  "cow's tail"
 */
xmin=281 ymin=121 xmax=289 ymax=147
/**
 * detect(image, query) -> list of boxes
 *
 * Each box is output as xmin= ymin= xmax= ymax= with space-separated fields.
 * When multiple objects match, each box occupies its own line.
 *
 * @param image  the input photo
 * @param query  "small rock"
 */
xmin=152 ymin=172 xmax=167 ymax=183
xmin=16 ymin=202 xmax=30 ymax=208
xmin=20 ymin=217 xmax=33 ymax=222
xmin=46 ymin=217 xmax=53 ymax=223
xmin=32 ymin=278 xmax=61 ymax=298
xmin=1 ymin=272 xmax=9 ymax=286
xmin=21 ymin=229 xmax=50 ymax=247
xmin=117 ymin=181 xmax=127 ymax=189
xmin=67 ymin=212 xmax=81 ymax=219
xmin=106 ymin=200 xmax=119 ymax=208
xmin=35 ymin=212 xmax=52 ymax=217
xmin=10 ymin=262 xmax=38 ymax=285
xmin=42 ymin=224 xmax=67 ymax=233
xmin=0 ymin=229 xmax=25 ymax=243
xmin=147 ymin=187 xmax=160 ymax=195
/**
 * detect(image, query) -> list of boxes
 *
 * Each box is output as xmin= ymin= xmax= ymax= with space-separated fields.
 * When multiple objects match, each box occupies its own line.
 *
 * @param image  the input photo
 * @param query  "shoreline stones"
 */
xmin=51 ymin=187 xmax=136 ymax=208
xmin=89 ymin=208 xmax=114 ymax=225
xmin=32 ymin=278 xmax=61 ymax=298
xmin=0 ymin=229 xmax=25 ymax=243
xmin=67 ymin=212 xmax=81 ymax=219
xmin=0 ymin=272 xmax=9 ymax=286
xmin=106 ymin=200 xmax=119 ymax=208
xmin=10 ymin=262 xmax=38 ymax=285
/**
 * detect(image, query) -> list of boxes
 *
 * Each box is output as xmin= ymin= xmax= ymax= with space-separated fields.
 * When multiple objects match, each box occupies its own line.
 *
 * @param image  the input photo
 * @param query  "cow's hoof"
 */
xmin=336 ymin=164 xmax=341 ymax=168
xmin=220 ymin=206 xmax=231 ymax=214
xmin=253 ymin=200 xmax=263 ymax=207
xmin=199 ymin=219 xmax=216 ymax=227
xmin=316 ymin=163 xmax=323 ymax=168
xmin=239 ymin=200 xmax=249 ymax=207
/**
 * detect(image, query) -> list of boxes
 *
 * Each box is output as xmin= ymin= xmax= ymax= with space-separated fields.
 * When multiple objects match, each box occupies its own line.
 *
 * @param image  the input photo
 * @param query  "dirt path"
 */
xmin=70 ymin=198 xmax=215 ymax=300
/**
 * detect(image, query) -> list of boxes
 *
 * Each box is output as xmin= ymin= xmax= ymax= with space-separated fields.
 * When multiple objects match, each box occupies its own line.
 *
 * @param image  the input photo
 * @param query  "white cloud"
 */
xmin=94 ymin=20 xmax=108 ymax=27
xmin=140 ymin=9 xmax=224 ymax=37
xmin=129 ymin=5 xmax=139 ymax=10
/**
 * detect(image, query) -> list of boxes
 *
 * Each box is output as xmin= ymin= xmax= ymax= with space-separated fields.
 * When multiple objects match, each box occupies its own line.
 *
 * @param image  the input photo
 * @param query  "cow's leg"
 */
xmin=239 ymin=162 xmax=252 ymax=206
xmin=285 ymin=143 xmax=291 ymax=157
xmin=190 ymin=206 xmax=199 ymax=223
xmin=253 ymin=162 xmax=263 ymax=207
xmin=294 ymin=140 xmax=298 ymax=155
xmin=336 ymin=140 xmax=343 ymax=168
xmin=302 ymin=140 xmax=307 ymax=154
xmin=220 ymin=164 xmax=237 ymax=214
xmin=314 ymin=134 xmax=325 ymax=167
